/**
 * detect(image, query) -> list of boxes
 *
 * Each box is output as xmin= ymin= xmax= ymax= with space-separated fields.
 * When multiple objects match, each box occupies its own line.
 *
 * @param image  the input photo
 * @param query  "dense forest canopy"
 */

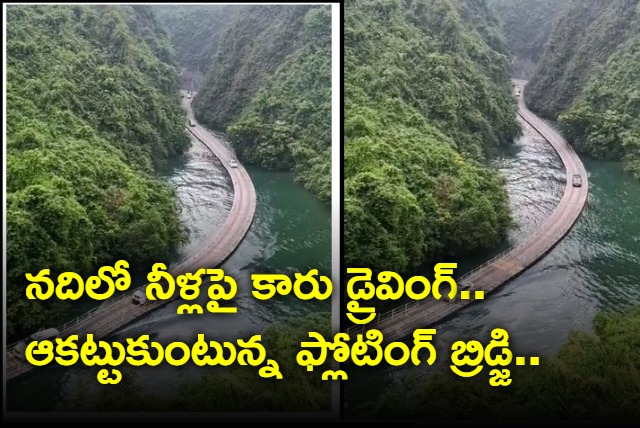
xmin=526 ymin=0 xmax=640 ymax=118
xmin=158 ymin=5 xmax=332 ymax=203
xmin=367 ymin=1 xmax=640 ymax=419
xmin=59 ymin=313 xmax=331 ymax=411
xmin=525 ymin=0 xmax=640 ymax=179
xmin=6 ymin=5 xmax=189 ymax=339
xmin=344 ymin=0 xmax=520 ymax=272
xmin=488 ymin=0 xmax=566 ymax=79
xmin=377 ymin=307 xmax=640 ymax=419
xmin=153 ymin=5 xmax=236 ymax=73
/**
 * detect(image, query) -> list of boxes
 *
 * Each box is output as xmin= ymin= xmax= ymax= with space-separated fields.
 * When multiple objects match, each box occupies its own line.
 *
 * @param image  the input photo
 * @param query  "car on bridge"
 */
xmin=572 ymin=174 xmax=582 ymax=187
xmin=189 ymin=119 xmax=196 ymax=127
xmin=132 ymin=289 xmax=148 ymax=305
xmin=13 ymin=327 xmax=60 ymax=361
xmin=228 ymin=159 xmax=238 ymax=168
xmin=442 ymin=283 xmax=472 ymax=303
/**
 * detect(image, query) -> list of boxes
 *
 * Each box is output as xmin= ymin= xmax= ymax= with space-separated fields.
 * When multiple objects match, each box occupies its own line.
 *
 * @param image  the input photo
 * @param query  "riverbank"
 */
xmin=7 ymin=130 xmax=331 ymax=411
xmin=344 ymin=106 xmax=640 ymax=418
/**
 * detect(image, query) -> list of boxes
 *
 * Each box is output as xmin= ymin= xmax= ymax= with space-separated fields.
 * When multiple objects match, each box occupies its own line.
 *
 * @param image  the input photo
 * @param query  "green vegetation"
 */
xmin=159 ymin=5 xmax=332 ymax=202
xmin=157 ymin=5 xmax=335 ymax=200
xmin=344 ymin=0 xmax=520 ymax=272
xmin=526 ymin=1 xmax=640 ymax=119
xmin=488 ymin=0 xmax=565 ymax=78
xmin=524 ymin=1 xmax=640 ymax=179
xmin=153 ymin=5 xmax=235 ymax=73
xmin=59 ymin=313 xmax=331 ymax=411
xmin=6 ymin=5 xmax=189 ymax=339
xmin=157 ymin=5 xmax=331 ymax=202
xmin=225 ymin=7 xmax=331 ymax=202
xmin=377 ymin=308 xmax=640 ymax=419
xmin=361 ymin=1 xmax=640 ymax=420
xmin=559 ymin=36 xmax=640 ymax=179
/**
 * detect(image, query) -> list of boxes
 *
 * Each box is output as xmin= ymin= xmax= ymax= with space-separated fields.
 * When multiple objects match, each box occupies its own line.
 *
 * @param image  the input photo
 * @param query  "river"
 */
xmin=9 ymin=114 xmax=640 ymax=413
xmin=344 ymin=118 xmax=640 ymax=418
xmin=7 ymin=131 xmax=331 ymax=411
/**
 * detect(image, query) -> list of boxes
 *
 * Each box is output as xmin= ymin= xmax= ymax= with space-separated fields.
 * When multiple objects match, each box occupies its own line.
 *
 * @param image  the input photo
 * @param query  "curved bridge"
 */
xmin=7 ymin=91 xmax=257 ymax=381
xmin=347 ymin=80 xmax=589 ymax=342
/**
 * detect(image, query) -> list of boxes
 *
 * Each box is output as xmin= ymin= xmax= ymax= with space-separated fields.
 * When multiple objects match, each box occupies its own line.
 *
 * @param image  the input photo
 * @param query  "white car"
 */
xmin=186 ymin=93 xmax=192 ymax=99
xmin=132 ymin=289 xmax=148 ymax=305
xmin=228 ymin=159 xmax=238 ymax=168
xmin=572 ymin=174 xmax=582 ymax=187
xmin=13 ymin=327 xmax=60 ymax=361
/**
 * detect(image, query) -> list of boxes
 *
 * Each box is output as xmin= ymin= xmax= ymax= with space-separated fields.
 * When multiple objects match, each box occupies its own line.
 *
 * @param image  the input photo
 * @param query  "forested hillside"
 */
xmin=6 ymin=5 xmax=189 ymax=338
xmin=60 ymin=313 xmax=331 ymax=411
xmin=344 ymin=0 xmax=520 ymax=272
xmin=526 ymin=0 xmax=640 ymax=179
xmin=161 ymin=5 xmax=332 ymax=203
xmin=526 ymin=1 xmax=640 ymax=118
xmin=378 ymin=307 xmax=640 ymax=419
xmin=153 ymin=5 xmax=235 ymax=73
xmin=488 ymin=0 xmax=565 ymax=78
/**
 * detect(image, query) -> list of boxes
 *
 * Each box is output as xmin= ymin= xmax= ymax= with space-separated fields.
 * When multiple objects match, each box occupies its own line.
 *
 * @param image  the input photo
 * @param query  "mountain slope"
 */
xmin=526 ymin=0 xmax=640 ymax=119
xmin=344 ymin=0 xmax=519 ymax=272
xmin=6 ymin=5 xmax=188 ymax=338
xmin=153 ymin=5 xmax=235 ymax=73
xmin=488 ymin=0 xmax=566 ymax=78
xmin=190 ymin=5 xmax=332 ymax=202
xmin=526 ymin=0 xmax=640 ymax=178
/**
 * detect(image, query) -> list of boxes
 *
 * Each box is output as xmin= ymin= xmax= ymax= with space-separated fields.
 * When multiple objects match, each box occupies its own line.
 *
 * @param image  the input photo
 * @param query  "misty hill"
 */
xmin=488 ymin=0 xmax=566 ymax=79
xmin=344 ymin=0 xmax=520 ymax=272
xmin=526 ymin=0 xmax=640 ymax=179
xmin=158 ymin=5 xmax=332 ymax=203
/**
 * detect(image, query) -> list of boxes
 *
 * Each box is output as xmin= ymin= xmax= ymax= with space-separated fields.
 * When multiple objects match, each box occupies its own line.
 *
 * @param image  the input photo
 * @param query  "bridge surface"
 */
xmin=7 ymin=91 xmax=257 ymax=381
xmin=346 ymin=80 xmax=589 ymax=342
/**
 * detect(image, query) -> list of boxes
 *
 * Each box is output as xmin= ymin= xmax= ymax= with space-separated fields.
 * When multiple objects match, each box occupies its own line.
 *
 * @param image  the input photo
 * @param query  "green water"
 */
xmin=344 ymin=118 xmax=640 ymax=418
xmin=7 ymin=133 xmax=332 ymax=411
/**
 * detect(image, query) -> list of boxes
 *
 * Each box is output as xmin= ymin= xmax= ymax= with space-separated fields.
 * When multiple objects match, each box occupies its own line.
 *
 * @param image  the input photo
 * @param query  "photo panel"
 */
xmin=4 ymin=2 xmax=340 ymax=422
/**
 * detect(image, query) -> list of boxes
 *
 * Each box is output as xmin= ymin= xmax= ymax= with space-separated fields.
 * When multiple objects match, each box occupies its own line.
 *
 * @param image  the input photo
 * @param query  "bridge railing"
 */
xmin=6 ymin=341 xmax=21 ymax=356
xmin=6 ymin=285 xmax=161 ymax=362
xmin=19 ymin=254 xmax=198 ymax=338
xmin=344 ymin=211 xmax=582 ymax=337
xmin=8 ymin=105 xmax=255 ymax=368
xmin=6 ymin=282 xmax=154 ymax=355
xmin=344 ymin=245 xmax=519 ymax=336
xmin=345 ymin=91 xmax=587 ymax=340
xmin=56 ymin=286 xmax=143 ymax=334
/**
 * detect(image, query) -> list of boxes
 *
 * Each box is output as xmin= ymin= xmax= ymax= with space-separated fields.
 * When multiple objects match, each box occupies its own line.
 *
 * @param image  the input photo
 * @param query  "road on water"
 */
xmin=347 ymin=79 xmax=589 ymax=342
xmin=6 ymin=91 xmax=257 ymax=381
